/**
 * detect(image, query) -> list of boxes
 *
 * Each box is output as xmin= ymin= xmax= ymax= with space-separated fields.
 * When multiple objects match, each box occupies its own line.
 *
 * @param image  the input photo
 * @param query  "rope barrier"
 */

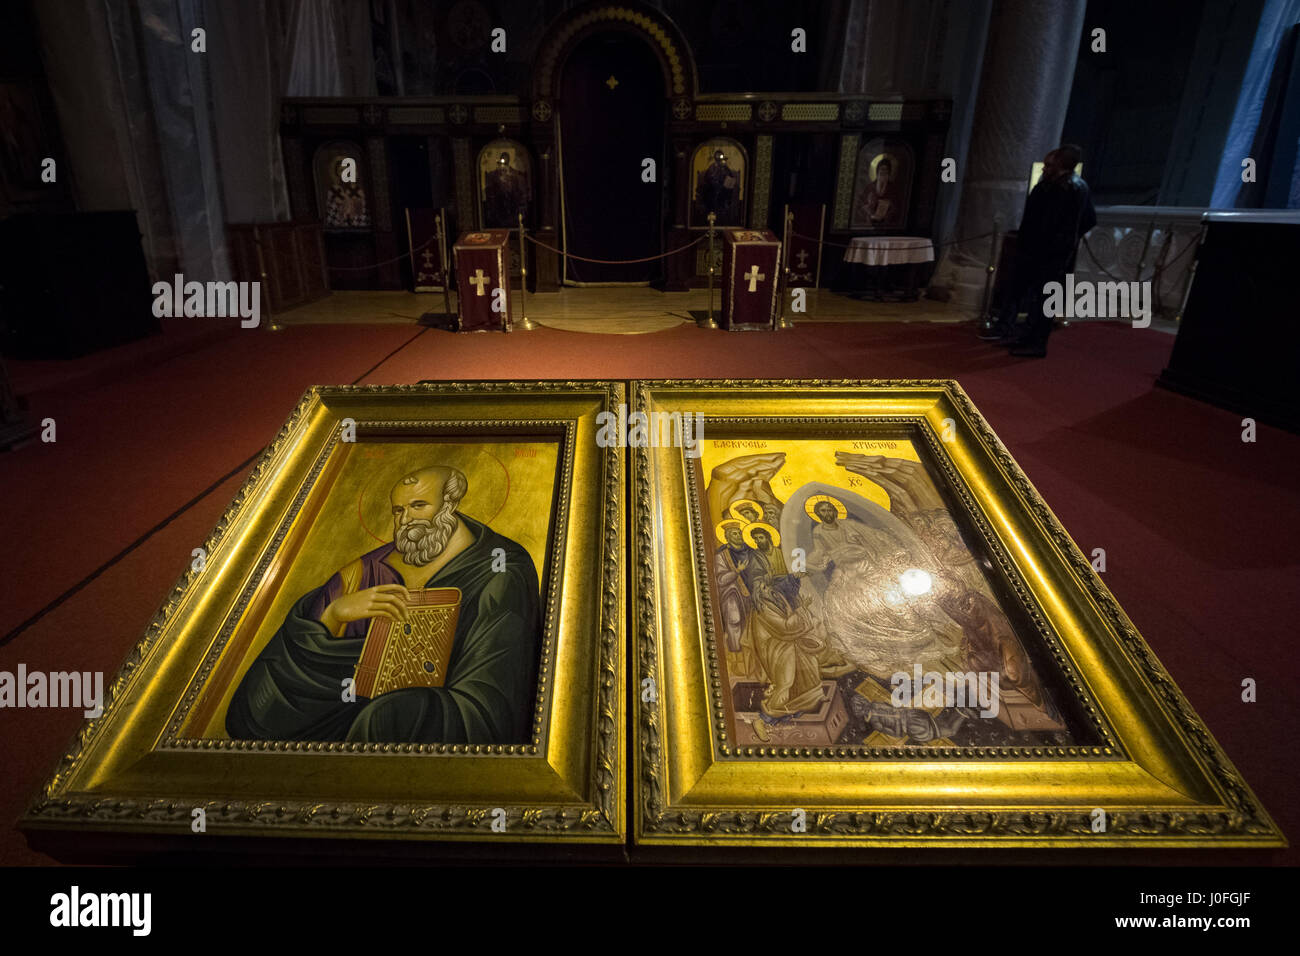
xmin=331 ymin=231 xmax=704 ymax=273
xmin=327 ymin=233 xmax=440 ymax=272
xmin=525 ymin=233 xmax=706 ymax=264
xmin=325 ymin=226 xmax=1016 ymax=274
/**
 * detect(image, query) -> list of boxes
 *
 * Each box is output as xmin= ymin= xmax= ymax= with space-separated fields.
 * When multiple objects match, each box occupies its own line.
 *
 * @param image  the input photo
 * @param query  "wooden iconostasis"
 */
xmin=277 ymin=5 xmax=950 ymax=293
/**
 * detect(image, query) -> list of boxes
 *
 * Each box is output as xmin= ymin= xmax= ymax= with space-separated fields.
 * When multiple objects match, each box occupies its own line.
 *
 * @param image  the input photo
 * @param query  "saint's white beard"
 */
xmin=393 ymin=507 xmax=457 ymax=566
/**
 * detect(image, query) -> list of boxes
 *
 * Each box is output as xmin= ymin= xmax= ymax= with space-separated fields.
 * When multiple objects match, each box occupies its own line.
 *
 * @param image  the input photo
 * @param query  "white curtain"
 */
xmin=283 ymin=0 xmax=375 ymax=97
xmin=205 ymin=0 xmax=291 ymax=223
xmin=284 ymin=0 xmax=342 ymax=95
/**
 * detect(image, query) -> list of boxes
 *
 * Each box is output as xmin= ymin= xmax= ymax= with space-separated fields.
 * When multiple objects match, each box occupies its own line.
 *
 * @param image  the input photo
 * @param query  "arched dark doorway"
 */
xmin=559 ymin=33 xmax=665 ymax=284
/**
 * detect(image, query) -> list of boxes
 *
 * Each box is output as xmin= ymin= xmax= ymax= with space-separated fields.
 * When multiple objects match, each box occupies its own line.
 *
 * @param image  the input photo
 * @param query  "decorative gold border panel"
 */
xmin=781 ymin=103 xmax=839 ymax=122
xmin=697 ymin=104 xmax=752 ymax=122
xmin=751 ymin=135 xmax=773 ymax=229
xmin=452 ymin=137 xmax=474 ymax=235
xmin=534 ymin=4 xmax=695 ymax=98
xmin=833 ymin=134 xmax=860 ymax=231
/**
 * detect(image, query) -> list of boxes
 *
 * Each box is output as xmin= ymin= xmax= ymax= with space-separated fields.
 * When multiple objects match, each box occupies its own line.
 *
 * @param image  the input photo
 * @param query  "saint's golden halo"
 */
xmin=714 ymin=518 xmax=744 ymax=544
xmin=804 ymin=494 xmax=848 ymax=522
xmin=728 ymin=498 xmax=764 ymax=522
xmin=870 ymin=151 xmax=899 ymax=179
xmin=742 ymin=521 xmax=780 ymax=549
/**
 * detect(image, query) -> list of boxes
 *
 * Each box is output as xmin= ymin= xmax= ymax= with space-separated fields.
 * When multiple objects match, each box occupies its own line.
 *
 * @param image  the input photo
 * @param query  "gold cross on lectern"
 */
xmin=469 ymin=268 xmax=490 ymax=295
xmin=744 ymin=265 xmax=766 ymax=292
xmin=605 ymin=75 xmax=619 ymax=90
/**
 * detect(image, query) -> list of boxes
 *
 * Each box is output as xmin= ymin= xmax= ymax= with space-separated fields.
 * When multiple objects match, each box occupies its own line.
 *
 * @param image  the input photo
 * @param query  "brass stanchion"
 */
xmin=513 ymin=212 xmax=536 ymax=331
xmin=254 ymin=224 xmax=283 ymax=332
xmin=976 ymin=217 xmax=1002 ymax=336
xmin=439 ymin=211 xmax=453 ymax=320
xmin=777 ymin=208 xmax=794 ymax=330
xmin=697 ymin=211 xmax=719 ymax=329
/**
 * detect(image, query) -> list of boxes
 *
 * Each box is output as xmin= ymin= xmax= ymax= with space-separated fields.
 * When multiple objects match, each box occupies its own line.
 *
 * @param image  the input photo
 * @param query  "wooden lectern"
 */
xmin=453 ymin=230 xmax=511 ymax=332
xmin=720 ymin=228 xmax=781 ymax=330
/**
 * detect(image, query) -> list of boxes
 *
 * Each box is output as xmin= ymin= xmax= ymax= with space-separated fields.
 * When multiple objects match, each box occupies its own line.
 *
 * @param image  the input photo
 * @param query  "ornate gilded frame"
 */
xmin=633 ymin=379 xmax=1283 ymax=848
xmin=23 ymin=382 xmax=625 ymax=845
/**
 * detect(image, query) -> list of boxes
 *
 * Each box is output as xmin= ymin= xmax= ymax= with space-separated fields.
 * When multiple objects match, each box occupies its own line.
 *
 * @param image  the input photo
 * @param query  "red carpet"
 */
xmin=1 ymin=318 xmax=1295 ymax=864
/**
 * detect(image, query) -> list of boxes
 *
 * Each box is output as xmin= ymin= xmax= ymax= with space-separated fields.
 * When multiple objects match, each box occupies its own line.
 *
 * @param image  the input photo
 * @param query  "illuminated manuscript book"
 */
xmin=353 ymin=587 xmax=461 ymax=697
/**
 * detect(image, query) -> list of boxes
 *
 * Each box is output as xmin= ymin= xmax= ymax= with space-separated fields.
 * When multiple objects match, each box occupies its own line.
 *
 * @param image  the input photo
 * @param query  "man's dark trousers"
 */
xmin=996 ymin=255 xmax=1060 ymax=347
xmin=1018 ymin=258 xmax=1064 ymax=350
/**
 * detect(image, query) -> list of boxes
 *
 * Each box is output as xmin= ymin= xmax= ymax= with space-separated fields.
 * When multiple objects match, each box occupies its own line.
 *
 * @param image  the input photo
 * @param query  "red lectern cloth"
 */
xmin=720 ymin=228 xmax=781 ymax=330
xmin=454 ymin=230 xmax=511 ymax=332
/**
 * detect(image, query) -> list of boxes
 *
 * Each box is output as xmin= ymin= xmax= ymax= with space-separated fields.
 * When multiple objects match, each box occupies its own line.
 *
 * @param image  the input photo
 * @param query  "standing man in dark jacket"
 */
xmin=985 ymin=145 xmax=1096 ymax=357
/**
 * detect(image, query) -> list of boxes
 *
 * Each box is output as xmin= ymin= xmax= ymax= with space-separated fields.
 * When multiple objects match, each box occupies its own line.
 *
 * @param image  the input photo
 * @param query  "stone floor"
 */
xmin=275 ymin=287 xmax=1180 ymax=336
xmin=274 ymin=287 xmax=974 ymax=333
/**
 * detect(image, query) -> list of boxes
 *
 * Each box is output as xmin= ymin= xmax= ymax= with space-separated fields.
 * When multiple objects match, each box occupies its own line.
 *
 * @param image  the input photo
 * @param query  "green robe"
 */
xmin=226 ymin=514 xmax=541 ymax=744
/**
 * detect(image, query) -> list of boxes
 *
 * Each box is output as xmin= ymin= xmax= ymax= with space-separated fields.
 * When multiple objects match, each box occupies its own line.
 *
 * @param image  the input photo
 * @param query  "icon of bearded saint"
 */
xmin=227 ymin=466 xmax=541 ymax=744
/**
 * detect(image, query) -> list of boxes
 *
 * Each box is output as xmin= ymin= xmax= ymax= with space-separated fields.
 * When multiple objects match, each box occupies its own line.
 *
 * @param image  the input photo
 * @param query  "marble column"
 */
xmin=934 ymin=0 xmax=1087 ymax=308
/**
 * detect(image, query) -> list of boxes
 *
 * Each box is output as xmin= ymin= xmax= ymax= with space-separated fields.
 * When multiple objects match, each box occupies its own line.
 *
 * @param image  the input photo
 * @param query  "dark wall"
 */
xmin=665 ymin=0 xmax=844 ymax=93
xmin=382 ymin=0 xmax=846 ymax=95
xmin=0 ymin=0 xmax=72 ymax=217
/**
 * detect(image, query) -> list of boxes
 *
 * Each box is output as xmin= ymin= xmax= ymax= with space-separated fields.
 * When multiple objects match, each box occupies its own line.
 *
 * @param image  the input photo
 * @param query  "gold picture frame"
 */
xmin=632 ymin=379 xmax=1283 ymax=848
xmin=23 ymin=382 xmax=625 ymax=846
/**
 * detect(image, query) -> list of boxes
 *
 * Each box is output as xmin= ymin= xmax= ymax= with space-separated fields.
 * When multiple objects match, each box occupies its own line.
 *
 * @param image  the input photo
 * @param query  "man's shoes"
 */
xmin=1009 ymin=344 xmax=1047 ymax=358
xmin=976 ymin=322 xmax=1009 ymax=341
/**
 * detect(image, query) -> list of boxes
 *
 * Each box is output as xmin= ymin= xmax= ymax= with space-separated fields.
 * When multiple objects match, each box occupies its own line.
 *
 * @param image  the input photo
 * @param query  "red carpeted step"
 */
xmin=0 ymin=325 xmax=423 ymax=639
